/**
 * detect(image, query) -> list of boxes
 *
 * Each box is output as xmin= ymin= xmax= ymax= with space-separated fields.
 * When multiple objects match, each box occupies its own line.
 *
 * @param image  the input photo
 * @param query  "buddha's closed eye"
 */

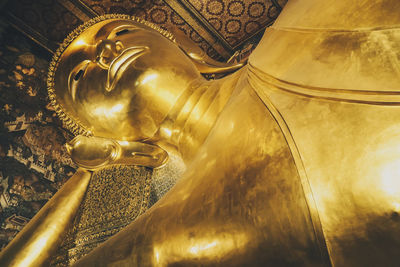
xmin=107 ymin=24 xmax=141 ymax=39
xmin=68 ymin=60 xmax=90 ymax=101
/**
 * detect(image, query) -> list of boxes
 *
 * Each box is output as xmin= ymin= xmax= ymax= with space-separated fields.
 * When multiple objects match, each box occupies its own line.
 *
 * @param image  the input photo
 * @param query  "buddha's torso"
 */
xmin=246 ymin=0 xmax=400 ymax=264
xmin=248 ymin=64 xmax=400 ymax=266
xmin=173 ymin=63 xmax=400 ymax=266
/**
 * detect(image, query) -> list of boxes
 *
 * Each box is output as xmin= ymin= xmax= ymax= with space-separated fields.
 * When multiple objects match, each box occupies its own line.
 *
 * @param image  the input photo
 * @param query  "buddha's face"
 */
xmin=53 ymin=18 xmax=201 ymax=141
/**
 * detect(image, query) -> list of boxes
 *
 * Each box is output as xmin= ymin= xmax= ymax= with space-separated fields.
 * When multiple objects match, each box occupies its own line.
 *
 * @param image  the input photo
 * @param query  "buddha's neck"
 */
xmin=154 ymin=70 xmax=243 ymax=162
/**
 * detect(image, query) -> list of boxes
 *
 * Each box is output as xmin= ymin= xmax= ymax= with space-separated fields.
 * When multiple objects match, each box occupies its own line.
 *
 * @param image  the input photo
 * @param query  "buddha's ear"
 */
xmin=170 ymin=28 xmax=245 ymax=74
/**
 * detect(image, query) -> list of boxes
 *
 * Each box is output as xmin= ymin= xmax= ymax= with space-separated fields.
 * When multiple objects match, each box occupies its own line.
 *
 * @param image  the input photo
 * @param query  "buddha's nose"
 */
xmin=96 ymin=39 xmax=123 ymax=69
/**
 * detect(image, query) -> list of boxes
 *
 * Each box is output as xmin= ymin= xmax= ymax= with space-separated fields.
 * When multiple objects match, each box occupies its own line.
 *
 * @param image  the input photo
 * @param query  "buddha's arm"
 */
xmin=0 ymin=169 xmax=91 ymax=267
xmin=74 ymin=82 xmax=329 ymax=266
xmin=0 ymin=137 xmax=168 ymax=266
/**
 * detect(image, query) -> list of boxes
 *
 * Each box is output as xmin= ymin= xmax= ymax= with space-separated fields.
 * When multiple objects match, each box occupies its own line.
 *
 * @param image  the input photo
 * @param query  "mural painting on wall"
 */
xmin=0 ymin=22 xmax=77 ymax=249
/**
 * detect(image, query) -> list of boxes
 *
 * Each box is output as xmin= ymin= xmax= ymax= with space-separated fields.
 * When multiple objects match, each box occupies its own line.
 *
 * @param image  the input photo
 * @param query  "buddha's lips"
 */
xmin=106 ymin=46 xmax=149 ymax=92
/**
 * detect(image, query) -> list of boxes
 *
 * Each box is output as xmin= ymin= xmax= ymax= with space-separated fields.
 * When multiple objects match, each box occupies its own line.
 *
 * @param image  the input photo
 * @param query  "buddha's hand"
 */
xmin=66 ymin=135 xmax=168 ymax=171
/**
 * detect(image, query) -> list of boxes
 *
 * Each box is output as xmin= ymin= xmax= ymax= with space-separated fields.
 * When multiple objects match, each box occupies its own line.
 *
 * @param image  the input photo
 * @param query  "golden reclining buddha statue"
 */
xmin=2 ymin=0 xmax=400 ymax=266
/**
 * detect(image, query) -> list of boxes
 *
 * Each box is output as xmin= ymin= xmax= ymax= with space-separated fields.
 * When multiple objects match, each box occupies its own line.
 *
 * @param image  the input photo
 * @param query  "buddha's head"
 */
xmin=48 ymin=14 xmax=203 ymax=141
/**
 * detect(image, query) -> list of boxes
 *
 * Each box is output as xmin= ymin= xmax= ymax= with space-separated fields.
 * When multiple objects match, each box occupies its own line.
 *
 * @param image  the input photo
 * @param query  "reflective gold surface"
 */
xmin=170 ymin=28 xmax=246 ymax=74
xmin=248 ymin=0 xmax=400 ymax=265
xmin=47 ymin=14 xmax=244 ymax=138
xmin=5 ymin=0 xmax=400 ymax=265
xmin=74 ymin=70 xmax=328 ymax=266
xmin=66 ymin=135 xmax=168 ymax=170
xmin=50 ymin=15 xmax=201 ymax=140
xmin=0 ymin=169 xmax=91 ymax=266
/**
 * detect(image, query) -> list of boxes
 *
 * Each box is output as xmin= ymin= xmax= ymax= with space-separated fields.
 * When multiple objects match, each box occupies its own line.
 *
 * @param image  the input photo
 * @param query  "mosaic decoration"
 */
xmin=52 ymin=165 xmax=153 ymax=266
xmin=51 ymin=153 xmax=185 ymax=265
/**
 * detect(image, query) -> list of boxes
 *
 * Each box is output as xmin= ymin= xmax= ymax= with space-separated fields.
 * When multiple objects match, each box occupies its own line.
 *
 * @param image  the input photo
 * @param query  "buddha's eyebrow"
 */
xmin=108 ymin=25 xmax=141 ymax=39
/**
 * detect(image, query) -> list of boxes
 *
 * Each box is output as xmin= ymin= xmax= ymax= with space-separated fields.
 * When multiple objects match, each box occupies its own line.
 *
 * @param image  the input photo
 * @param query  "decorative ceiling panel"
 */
xmin=180 ymin=0 xmax=286 ymax=48
xmin=81 ymin=0 xmax=152 ymax=14
xmin=3 ymin=0 xmax=287 ymax=60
